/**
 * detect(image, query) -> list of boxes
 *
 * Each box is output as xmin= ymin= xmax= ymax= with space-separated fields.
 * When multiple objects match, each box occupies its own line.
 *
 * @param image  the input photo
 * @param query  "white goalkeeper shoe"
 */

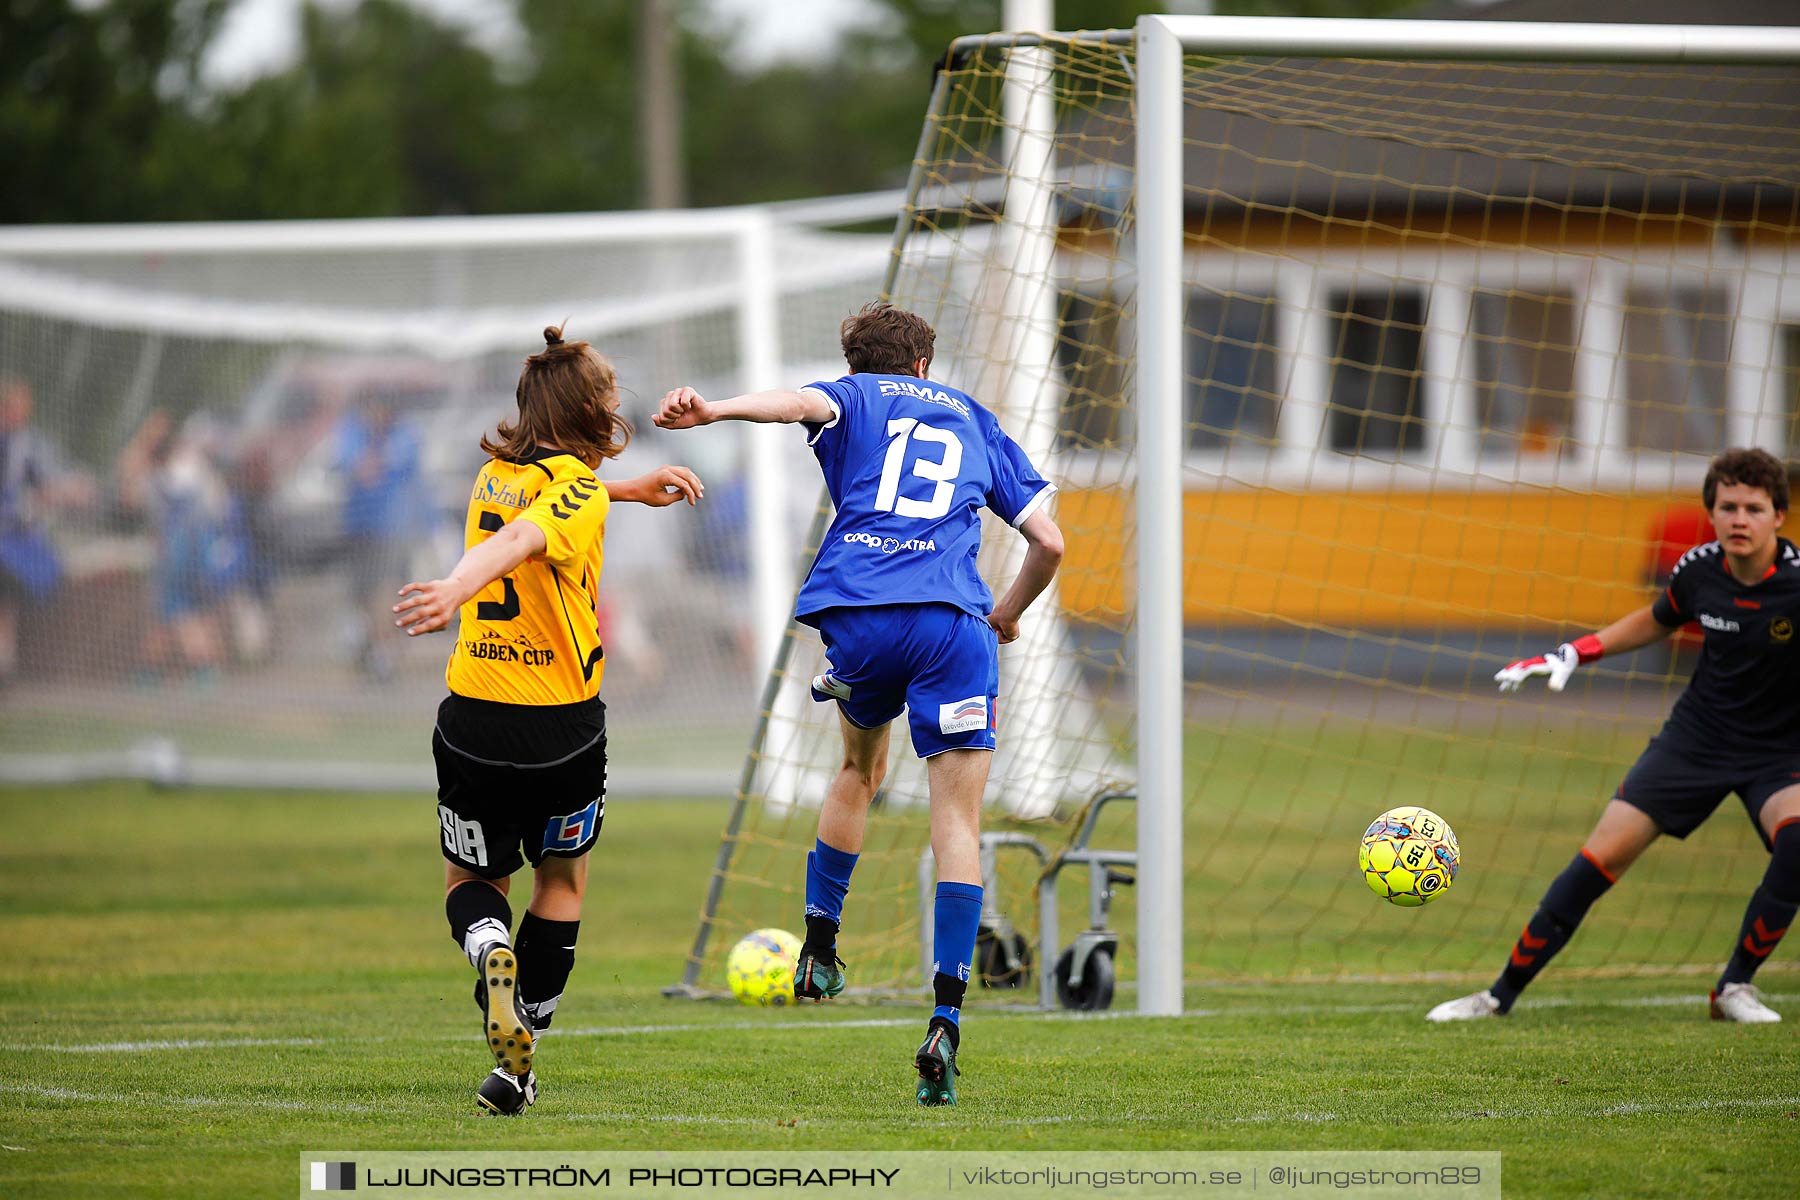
xmin=1710 ymin=983 xmax=1781 ymax=1023
xmin=1426 ymin=990 xmax=1503 ymax=1022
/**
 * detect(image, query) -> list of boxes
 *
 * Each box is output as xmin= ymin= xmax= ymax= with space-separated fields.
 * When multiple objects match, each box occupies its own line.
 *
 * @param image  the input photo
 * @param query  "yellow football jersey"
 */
xmin=445 ymin=451 xmax=611 ymax=705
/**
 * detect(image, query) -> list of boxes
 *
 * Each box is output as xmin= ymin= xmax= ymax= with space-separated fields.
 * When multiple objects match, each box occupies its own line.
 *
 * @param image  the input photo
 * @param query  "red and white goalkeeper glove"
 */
xmin=1494 ymin=635 xmax=1603 ymax=694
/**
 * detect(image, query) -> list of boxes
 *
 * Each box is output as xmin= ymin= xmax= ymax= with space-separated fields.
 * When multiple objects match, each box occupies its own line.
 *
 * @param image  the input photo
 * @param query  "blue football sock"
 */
xmin=804 ymin=838 xmax=859 ymax=932
xmin=931 ymin=881 xmax=983 ymax=1026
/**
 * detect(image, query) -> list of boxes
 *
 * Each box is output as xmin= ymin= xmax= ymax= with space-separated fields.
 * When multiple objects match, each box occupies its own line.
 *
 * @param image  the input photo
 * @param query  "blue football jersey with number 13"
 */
xmin=793 ymin=372 xmax=1054 ymax=627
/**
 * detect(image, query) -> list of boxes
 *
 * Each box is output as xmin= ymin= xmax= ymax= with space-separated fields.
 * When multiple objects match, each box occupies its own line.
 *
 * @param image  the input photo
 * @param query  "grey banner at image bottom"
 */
xmin=302 ymin=1151 xmax=1502 ymax=1199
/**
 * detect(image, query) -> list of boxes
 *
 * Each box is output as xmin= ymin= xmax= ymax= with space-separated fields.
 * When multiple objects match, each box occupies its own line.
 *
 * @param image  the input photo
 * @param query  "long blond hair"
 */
xmin=482 ymin=325 xmax=633 ymax=468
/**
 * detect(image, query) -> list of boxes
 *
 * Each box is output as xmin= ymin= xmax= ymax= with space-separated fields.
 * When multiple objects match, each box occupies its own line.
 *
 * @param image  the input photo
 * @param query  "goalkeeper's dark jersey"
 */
xmin=1651 ymin=536 xmax=1800 ymax=752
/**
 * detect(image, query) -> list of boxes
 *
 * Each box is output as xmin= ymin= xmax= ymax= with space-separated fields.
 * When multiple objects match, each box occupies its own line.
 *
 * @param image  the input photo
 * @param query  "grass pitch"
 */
xmin=0 ymin=783 xmax=1793 ymax=1198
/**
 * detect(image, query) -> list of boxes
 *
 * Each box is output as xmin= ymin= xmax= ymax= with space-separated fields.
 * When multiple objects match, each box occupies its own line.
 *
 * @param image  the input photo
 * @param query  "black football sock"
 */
xmin=803 ymin=914 xmax=840 ymax=958
xmin=931 ymin=973 xmax=967 ymax=1051
xmin=447 ymin=879 xmax=513 ymax=969
xmin=1491 ymin=850 xmax=1614 ymax=1011
xmin=515 ymin=912 xmax=580 ymax=1033
xmin=1717 ymin=820 xmax=1799 ymax=989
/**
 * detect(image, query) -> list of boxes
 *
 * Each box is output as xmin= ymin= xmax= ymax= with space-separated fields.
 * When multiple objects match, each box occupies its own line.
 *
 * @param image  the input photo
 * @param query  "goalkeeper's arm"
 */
xmin=1494 ymin=605 xmax=1675 ymax=693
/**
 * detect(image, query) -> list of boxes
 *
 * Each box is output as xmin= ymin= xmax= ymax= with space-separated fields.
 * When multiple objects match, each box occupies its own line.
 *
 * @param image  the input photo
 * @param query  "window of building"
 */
xmin=1185 ymin=289 xmax=1279 ymax=450
xmin=1327 ymin=287 xmax=1425 ymax=457
xmin=1621 ymin=286 xmax=1730 ymax=453
xmin=1054 ymin=289 xmax=1129 ymax=450
xmin=1470 ymin=290 xmax=1577 ymax=459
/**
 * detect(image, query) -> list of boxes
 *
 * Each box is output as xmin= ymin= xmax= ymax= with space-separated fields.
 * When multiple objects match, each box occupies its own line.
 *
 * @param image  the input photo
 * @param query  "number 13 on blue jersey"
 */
xmin=875 ymin=417 xmax=963 ymax=519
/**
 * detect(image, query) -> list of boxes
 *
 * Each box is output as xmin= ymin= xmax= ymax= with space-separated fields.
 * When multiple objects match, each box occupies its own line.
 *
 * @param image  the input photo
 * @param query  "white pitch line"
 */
xmin=8 ymin=992 xmax=1793 ymax=1055
xmin=0 ymin=1079 xmax=1080 ymax=1128
xmin=7 ymin=1076 xmax=1790 ymax=1128
xmin=48 ymin=1037 xmax=325 ymax=1053
xmin=1595 ymin=1094 xmax=1800 ymax=1117
xmin=0 ymin=1082 xmax=376 ymax=1114
xmin=553 ymin=1016 xmax=923 ymax=1038
xmin=541 ymin=1109 xmax=1075 ymax=1128
xmin=1108 ymin=1094 xmax=1800 ymax=1127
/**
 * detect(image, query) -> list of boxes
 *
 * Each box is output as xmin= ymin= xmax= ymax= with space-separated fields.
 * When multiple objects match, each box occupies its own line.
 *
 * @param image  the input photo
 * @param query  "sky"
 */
xmin=201 ymin=0 xmax=889 ymax=88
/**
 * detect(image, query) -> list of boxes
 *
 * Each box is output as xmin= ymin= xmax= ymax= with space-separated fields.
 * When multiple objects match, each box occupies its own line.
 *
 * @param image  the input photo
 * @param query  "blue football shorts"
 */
xmin=808 ymin=602 xmax=1000 ymax=758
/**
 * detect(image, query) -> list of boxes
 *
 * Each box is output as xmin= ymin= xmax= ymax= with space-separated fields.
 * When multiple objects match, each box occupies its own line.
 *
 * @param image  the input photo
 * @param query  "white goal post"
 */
xmin=1133 ymin=15 xmax=1800 ymax=1016
xmin=669 ymin=15 xmax=1800 ymax=1012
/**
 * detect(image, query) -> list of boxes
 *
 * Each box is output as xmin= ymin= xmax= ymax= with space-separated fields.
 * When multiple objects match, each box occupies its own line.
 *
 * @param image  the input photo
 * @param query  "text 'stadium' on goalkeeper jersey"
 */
xmin=445 ymin=450 xmax=610 ymax=706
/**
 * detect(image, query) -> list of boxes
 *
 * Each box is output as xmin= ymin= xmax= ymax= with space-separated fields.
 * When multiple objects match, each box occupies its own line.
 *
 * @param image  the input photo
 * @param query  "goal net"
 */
xmin=673 ymin=20 xmax=1800 ymax=1004
xmin=0 ymin=204 xmax=890 ymax=794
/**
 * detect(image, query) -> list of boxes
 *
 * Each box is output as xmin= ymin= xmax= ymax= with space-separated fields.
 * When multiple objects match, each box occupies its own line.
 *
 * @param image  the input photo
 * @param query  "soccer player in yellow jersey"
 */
xmin=394 ymin=325 xmax=701 ymax=1115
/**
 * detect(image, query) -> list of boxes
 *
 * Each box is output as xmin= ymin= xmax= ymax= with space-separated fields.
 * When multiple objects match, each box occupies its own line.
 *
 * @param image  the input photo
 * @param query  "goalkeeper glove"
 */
xmin=1494 ymin=635 xmax=1603 ymax=694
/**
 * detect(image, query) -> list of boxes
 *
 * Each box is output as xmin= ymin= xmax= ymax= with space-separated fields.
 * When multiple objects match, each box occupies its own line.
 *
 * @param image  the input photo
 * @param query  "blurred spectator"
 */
xmin=685 ymin=470 xmax=757 ymax=669
xmin=0 ymin=377 xmax=91 ymax=685
xmin=117 ymin=410 xmax=258 ymax=681
xmin=334 ymin=393 xmax=425 ymax=681
xmin=227 ymin=441 xmax=280 ymax=664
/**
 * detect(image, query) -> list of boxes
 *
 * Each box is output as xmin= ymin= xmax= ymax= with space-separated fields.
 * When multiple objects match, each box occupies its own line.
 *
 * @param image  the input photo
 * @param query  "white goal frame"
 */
xmin=0 ymin=199 xmax=898 ymax=794
xmin=1131 ymin=15 xmax=1800 ymax=1015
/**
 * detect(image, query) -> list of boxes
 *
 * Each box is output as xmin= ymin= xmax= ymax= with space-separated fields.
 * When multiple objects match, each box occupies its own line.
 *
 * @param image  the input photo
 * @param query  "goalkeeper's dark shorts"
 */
xmin=1614 ymin=730 xmax=1800 ymax=850
xmin=431 ymin=693 xmax=607 ymax=878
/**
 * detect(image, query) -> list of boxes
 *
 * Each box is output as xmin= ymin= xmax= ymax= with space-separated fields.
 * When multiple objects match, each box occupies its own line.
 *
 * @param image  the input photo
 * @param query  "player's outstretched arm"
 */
xmin=1494 ymin=604 xmax=1673 ymax=693
xmin=988 ymin=509 xmax=1064 ymax=645
xmin=392 ymin=519 xmax=549 ymax=636
xmin=607 ymin=465 xmax=704 ymax=507
xmin=653 ymin=386 xmax=834 ymax=429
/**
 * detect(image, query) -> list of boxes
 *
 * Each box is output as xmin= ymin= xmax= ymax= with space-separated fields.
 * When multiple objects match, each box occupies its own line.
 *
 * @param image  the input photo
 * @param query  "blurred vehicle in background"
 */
xmin=235 ymin=353 xmax=501 ymax=571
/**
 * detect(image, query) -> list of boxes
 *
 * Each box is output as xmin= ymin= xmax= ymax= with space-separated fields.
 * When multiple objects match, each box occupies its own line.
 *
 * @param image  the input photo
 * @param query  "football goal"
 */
xmin=671 ymin=16 xmax=1800 ymax=1015
xmin=0 ymin=199 xmax=892 ymax=794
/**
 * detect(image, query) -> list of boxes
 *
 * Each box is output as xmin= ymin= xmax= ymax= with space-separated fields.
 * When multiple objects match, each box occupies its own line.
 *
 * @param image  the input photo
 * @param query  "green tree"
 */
xmin=504 ymin=0 xmax=656 ymax=213
xmin=0 ymin=0 xmax=226 ymax=222
xmin=0 ymin=0 xmax=1433 ymax=223
xmin=178 ymin=0 xmax=528 ymax=219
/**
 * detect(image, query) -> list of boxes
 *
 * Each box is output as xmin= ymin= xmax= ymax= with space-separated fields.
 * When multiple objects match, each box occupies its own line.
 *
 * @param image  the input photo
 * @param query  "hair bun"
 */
xmin=543 ymin=324 xmax=564 ymax=348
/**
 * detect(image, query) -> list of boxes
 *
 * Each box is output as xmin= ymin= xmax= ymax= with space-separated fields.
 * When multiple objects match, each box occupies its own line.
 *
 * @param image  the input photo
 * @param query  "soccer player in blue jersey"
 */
xmin=655 ymin=302 xmax=1064 ymax=1104
xmin=1429 ymin=447 xmax=1800 ymax=1024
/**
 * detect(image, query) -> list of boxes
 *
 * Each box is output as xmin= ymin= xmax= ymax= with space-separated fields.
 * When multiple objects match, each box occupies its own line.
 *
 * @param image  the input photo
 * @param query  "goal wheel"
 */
xmin=976 ymin=925 xmax=1032 ymax=989
xmin=1053 ymin=946 xmax=1115 ymax=1011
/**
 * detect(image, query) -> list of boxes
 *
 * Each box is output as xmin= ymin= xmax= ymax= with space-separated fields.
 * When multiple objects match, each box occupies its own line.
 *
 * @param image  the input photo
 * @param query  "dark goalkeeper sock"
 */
xmin=1491 ymin=850 xmax=1614 ymax=1011
xmin=514 ymin=911 xmax=580 ymax=1033
xmin=1717 ymin=819 xmax=1799 ymax=989
xmin=446 ymin=879 xmax=513 ymax=969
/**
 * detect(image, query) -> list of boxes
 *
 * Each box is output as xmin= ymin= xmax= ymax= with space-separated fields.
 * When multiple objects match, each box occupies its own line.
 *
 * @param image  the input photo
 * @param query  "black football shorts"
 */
xmin=431 ymin=694 xmax=607 ymax=878
xmin=1614 ymin=730 xmax=1800 ymax=850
